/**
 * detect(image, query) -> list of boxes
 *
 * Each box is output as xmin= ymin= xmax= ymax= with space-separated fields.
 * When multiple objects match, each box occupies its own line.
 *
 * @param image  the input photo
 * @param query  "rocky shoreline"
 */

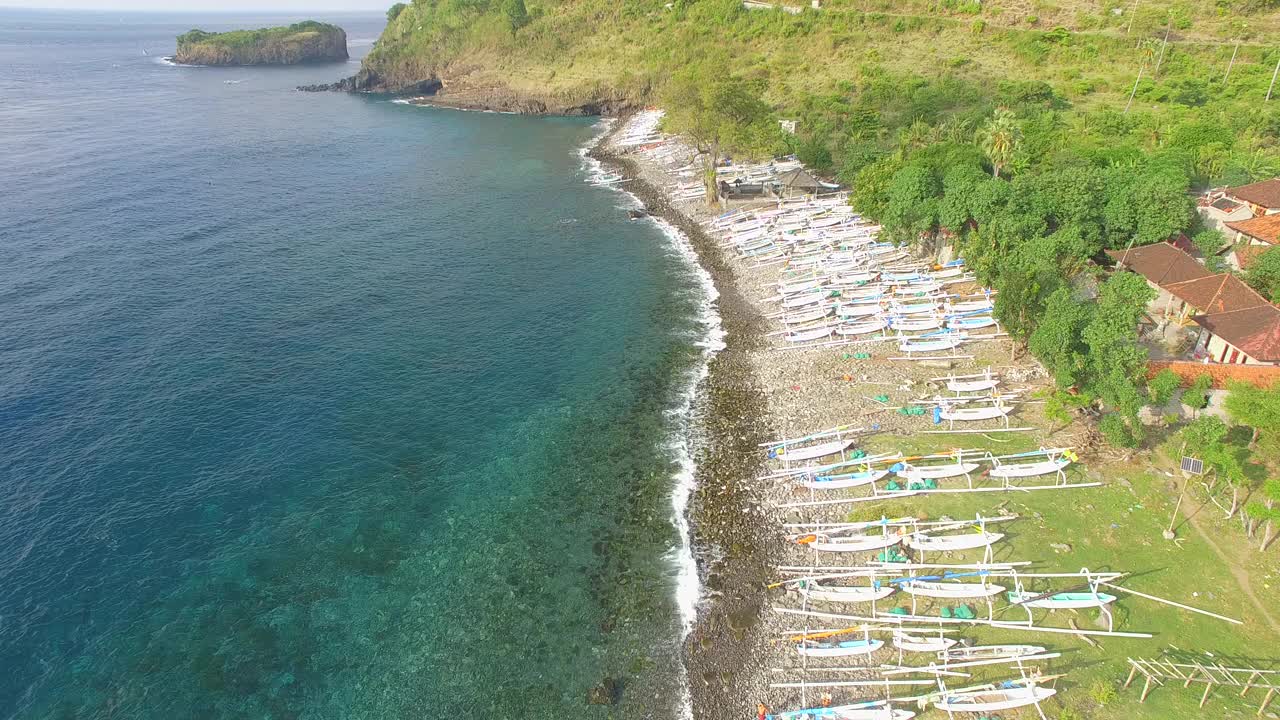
xmin=298 ymin=71 xmax=637 ymax=117
xmin=589 ymin=113 xmax=1065 ymax=719
xmin=590 ymin=121 xmax=784 ymax=720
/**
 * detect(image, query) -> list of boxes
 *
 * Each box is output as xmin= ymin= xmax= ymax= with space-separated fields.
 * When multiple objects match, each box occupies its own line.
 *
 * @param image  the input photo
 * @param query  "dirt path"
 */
xmin=1180 ymin=498 xmax=1280 ymax=635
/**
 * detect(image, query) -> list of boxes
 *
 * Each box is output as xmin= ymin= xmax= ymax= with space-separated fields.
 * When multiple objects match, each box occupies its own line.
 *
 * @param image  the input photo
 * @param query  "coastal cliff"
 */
xmin=298 ymin=2 xmax=642 ymax=115
xmin=174 ymin=21 xmax=347 ymax=66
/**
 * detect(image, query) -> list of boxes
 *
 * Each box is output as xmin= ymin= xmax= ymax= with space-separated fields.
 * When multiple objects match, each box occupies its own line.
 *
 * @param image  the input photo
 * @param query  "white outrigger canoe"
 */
xmin=903 ymin=530 xmax=1005 ymax=553
xmin=988 ymin=456 xmax=1070 ymax=478
xmin=940 ymin=644 xmax=1046 ymax=661
xmin=939 ymin=405 xmax=1011 ymax=422
xmin=892 ymin=630 xmax=957 ymax=653
xmin=801 ymin=533 xmax=901 ymax=553
xmin=901 ymin=581 xmax=1005 ymax=599
xmin=837 ymin=318 xmax=888 ymax=337
xmin=946 ymin=376 xmax=999 ymax=393
xmin=1006 ymin=590 xmax=1117 ymax=609
xmin=774 ymin=438 xmax=855 ymax=462
xmin=933 ymin=686 xmax=1056 ymax=713
xmin=899 ymin=334 xmax=965 ymax=354
xmin=773 ymin=702 xmax=916 ymax=720
xmin=782 ymin=292 xmax=831 ymax=309
xmin=890 ymin=301 xmax=939 ymax=316
xmin=782 ymin=306 xmax=834 ymax=325
xmin=785 ymin=325 xmax=835 ymax=344
xmin=836 ymin=303 xmax=884 ymax=319
xmin=947 ymin=299 xmax=993 ymax=313
xmin=888 ymin=315 xmax=943 ymax=332
xmin=947 ymin=315 xmax=997 ymax=330
xmin=799 ymin=468 xmax=889 ymax=490
xmin=797 ymin=638 xmax=884 ymax=657
xmin=894 ymin=462 xmax=979 ymax=481
xmin=779 ymin=278 xmax=829 ymax=296
xmin=800 ymin=581 xmax=897 ymax=604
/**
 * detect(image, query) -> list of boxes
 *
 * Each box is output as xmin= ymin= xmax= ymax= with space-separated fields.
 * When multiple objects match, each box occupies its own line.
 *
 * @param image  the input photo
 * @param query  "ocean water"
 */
xmin=0 ymin=10 xmax=716 ymax=719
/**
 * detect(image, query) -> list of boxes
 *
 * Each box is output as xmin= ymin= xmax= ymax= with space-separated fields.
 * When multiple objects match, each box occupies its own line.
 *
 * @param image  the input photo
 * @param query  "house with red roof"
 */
xmin=1107 ymin=241 xmax=1280 ymax=365
xmin=1222 ymin=178 xmax=1280 ymax=217
xmin=1199 ymin=177 xmax=1280 ymax=236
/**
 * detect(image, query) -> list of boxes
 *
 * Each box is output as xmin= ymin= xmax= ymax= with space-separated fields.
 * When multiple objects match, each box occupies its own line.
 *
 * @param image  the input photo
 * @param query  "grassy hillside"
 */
xmin=365 ymin=1 xmax=1279 ymax=106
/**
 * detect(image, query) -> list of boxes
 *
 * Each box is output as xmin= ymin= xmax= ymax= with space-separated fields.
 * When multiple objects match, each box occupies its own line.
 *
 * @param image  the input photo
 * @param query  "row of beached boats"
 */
xmin=699 ymin=198 xmax=1001 ymax=354
xmin=766 ymin=680 xmax=1058 ymax=719
xmin=609 ymin=113 xmax=1235 ymax=720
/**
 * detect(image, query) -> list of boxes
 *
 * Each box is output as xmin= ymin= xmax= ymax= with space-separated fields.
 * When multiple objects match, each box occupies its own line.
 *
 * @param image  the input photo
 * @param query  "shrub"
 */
xmin=1100 ymin=413 xmax=1139 ymax=448
xmin=1184 ymin=374 xmax=1213 ymax=410
xmin=1149 ymin=368 xmax=1181 ymax=406
xmin=1088 ymin=678 xmax=1118 ymax=705
xmin=387 ymin=2 xmax=407 ymax=23
xmin=971 ymin=18 xmax=986 ymax=33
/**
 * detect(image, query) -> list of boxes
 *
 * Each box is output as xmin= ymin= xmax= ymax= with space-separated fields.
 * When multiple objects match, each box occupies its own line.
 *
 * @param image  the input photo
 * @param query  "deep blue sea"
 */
xmin=0 ymin=10 xmax=717 ymax=719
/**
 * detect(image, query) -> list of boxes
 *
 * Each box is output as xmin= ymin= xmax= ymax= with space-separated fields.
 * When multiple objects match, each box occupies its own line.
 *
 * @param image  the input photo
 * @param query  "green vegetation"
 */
xmin=862 ymin=432 xmax=1280 ymax=720
xmin=1245 ymin=245 xmax=1280 ymax=301
xmin=175 ymin=21 xmax=346 ymax=66
xmin=357 ymin=2 xmax=1280 ymax=450
xmin=177 ymin=21 xmax=338 ymax=50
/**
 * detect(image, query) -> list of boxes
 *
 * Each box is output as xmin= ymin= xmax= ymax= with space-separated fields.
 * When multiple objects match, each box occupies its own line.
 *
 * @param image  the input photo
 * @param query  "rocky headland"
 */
xmin=174 ymin=21 xmax=347 ymax=67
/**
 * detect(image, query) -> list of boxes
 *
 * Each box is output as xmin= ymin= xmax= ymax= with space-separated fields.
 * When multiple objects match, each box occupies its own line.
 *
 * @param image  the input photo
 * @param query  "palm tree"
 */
xmin=894 ymin=118 xmax=934 ymax=159
xmin=976 ymin=109 xmax=1022 ymax=179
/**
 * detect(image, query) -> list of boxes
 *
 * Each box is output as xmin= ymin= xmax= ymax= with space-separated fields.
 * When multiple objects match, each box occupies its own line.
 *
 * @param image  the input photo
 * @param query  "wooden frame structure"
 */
xmin=1123 ymin=656 xmax=1280 ymax=714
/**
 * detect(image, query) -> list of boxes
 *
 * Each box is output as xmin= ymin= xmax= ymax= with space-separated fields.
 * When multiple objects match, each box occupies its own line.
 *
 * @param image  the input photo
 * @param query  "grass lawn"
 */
xmin=835 ymin=431 xmax=1280 ymax=719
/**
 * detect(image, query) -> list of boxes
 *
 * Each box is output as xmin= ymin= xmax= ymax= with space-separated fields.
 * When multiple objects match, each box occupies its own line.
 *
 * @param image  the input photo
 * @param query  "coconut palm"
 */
xmin=976 ymin=109 xmax=1022 ymax=179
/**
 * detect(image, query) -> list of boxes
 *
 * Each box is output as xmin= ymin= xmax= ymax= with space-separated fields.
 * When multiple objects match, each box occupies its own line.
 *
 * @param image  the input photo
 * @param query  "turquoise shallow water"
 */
xmin=0 ymin=10 xmax=709 ymax=719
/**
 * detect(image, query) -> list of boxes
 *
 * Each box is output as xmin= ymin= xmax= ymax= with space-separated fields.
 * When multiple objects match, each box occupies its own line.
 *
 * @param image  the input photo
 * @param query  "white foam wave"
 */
xmin=581 ymin=119 xmax=723 ymax=720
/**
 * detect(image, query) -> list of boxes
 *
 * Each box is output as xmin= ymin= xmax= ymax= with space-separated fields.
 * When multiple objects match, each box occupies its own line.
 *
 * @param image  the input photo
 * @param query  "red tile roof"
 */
xmin=1162 ymin=273 xmax=1269 ymax=315
xmin=1226 ymin=178 xmax=1280 ymax=209
xmin=1193 ymin=305 xmax=1280 ymax=362
xmin=1227 ymin=213 xmax=1280 ymax=245
xmin=1105 ymin=243 xmax=1214 ymax=286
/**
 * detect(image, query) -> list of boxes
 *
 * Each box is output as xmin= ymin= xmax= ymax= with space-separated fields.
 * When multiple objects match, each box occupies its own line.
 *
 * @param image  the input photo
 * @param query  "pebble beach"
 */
xmin=592 ymin=112 xmax=1080 ymax=720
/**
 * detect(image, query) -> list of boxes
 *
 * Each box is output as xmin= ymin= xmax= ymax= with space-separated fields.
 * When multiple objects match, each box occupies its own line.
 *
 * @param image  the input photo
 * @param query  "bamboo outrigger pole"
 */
xmin=1100 ymin=582 xmax=1243 ymax=625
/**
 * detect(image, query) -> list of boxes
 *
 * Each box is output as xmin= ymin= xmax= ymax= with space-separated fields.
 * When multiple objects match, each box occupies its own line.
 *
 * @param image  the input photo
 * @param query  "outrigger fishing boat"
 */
xmin=837 ymin=318 xmax=889 ymax=337
xmin=785 ymin=325 xmax=835 ymax=344
xmin=988 ymin=449 xmax=1076 ymax=479
xmin=901 ymin=580 xmax=1005 ymax=599
xmin=772 ymin=437 xmax=855 ymax=463
xmin=940 ymin=645 xmax=1046 ymax=661
xmin=797 ymin=580 xmax=896 ymax=604
xmin=903 ymin=529 xmax=1005 ymax=553
xmin=893 ymin=460 xmax=979 ymax=482
xmin=1006 ymin=590 xmax=1117 ymax=609
xmin=938 ymin=403 xmax=1011 ymax=424
xmin=934 ymin=684 xmax=1056 ymax=713
xmin=770 ymin=701 xmax=916 ymax=720
xmin=898 ymin=332 xmax=966 ymax=355
xmin=933 ymin=370 xmax=999 ymax=393
xmin=797 ymin=532 xmax=902 ymax=553
xmin=892 ymin=630 xmax=957 ymax=653
xmin=799 ymin=467 xmax=890 ymax=490
xmin=796 ymin=638 xmax=884 ymax=657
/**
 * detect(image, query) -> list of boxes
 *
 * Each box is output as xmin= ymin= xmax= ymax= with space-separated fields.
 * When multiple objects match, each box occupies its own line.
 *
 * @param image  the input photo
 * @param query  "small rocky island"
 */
xmin=174 ymin=21 xmax=347 ymax=66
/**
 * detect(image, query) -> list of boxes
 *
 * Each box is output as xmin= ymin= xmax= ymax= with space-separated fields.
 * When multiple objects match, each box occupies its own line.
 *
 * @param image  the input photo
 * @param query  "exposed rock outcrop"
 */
xmin=174 ymin=21 xmax=347 ymax=67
